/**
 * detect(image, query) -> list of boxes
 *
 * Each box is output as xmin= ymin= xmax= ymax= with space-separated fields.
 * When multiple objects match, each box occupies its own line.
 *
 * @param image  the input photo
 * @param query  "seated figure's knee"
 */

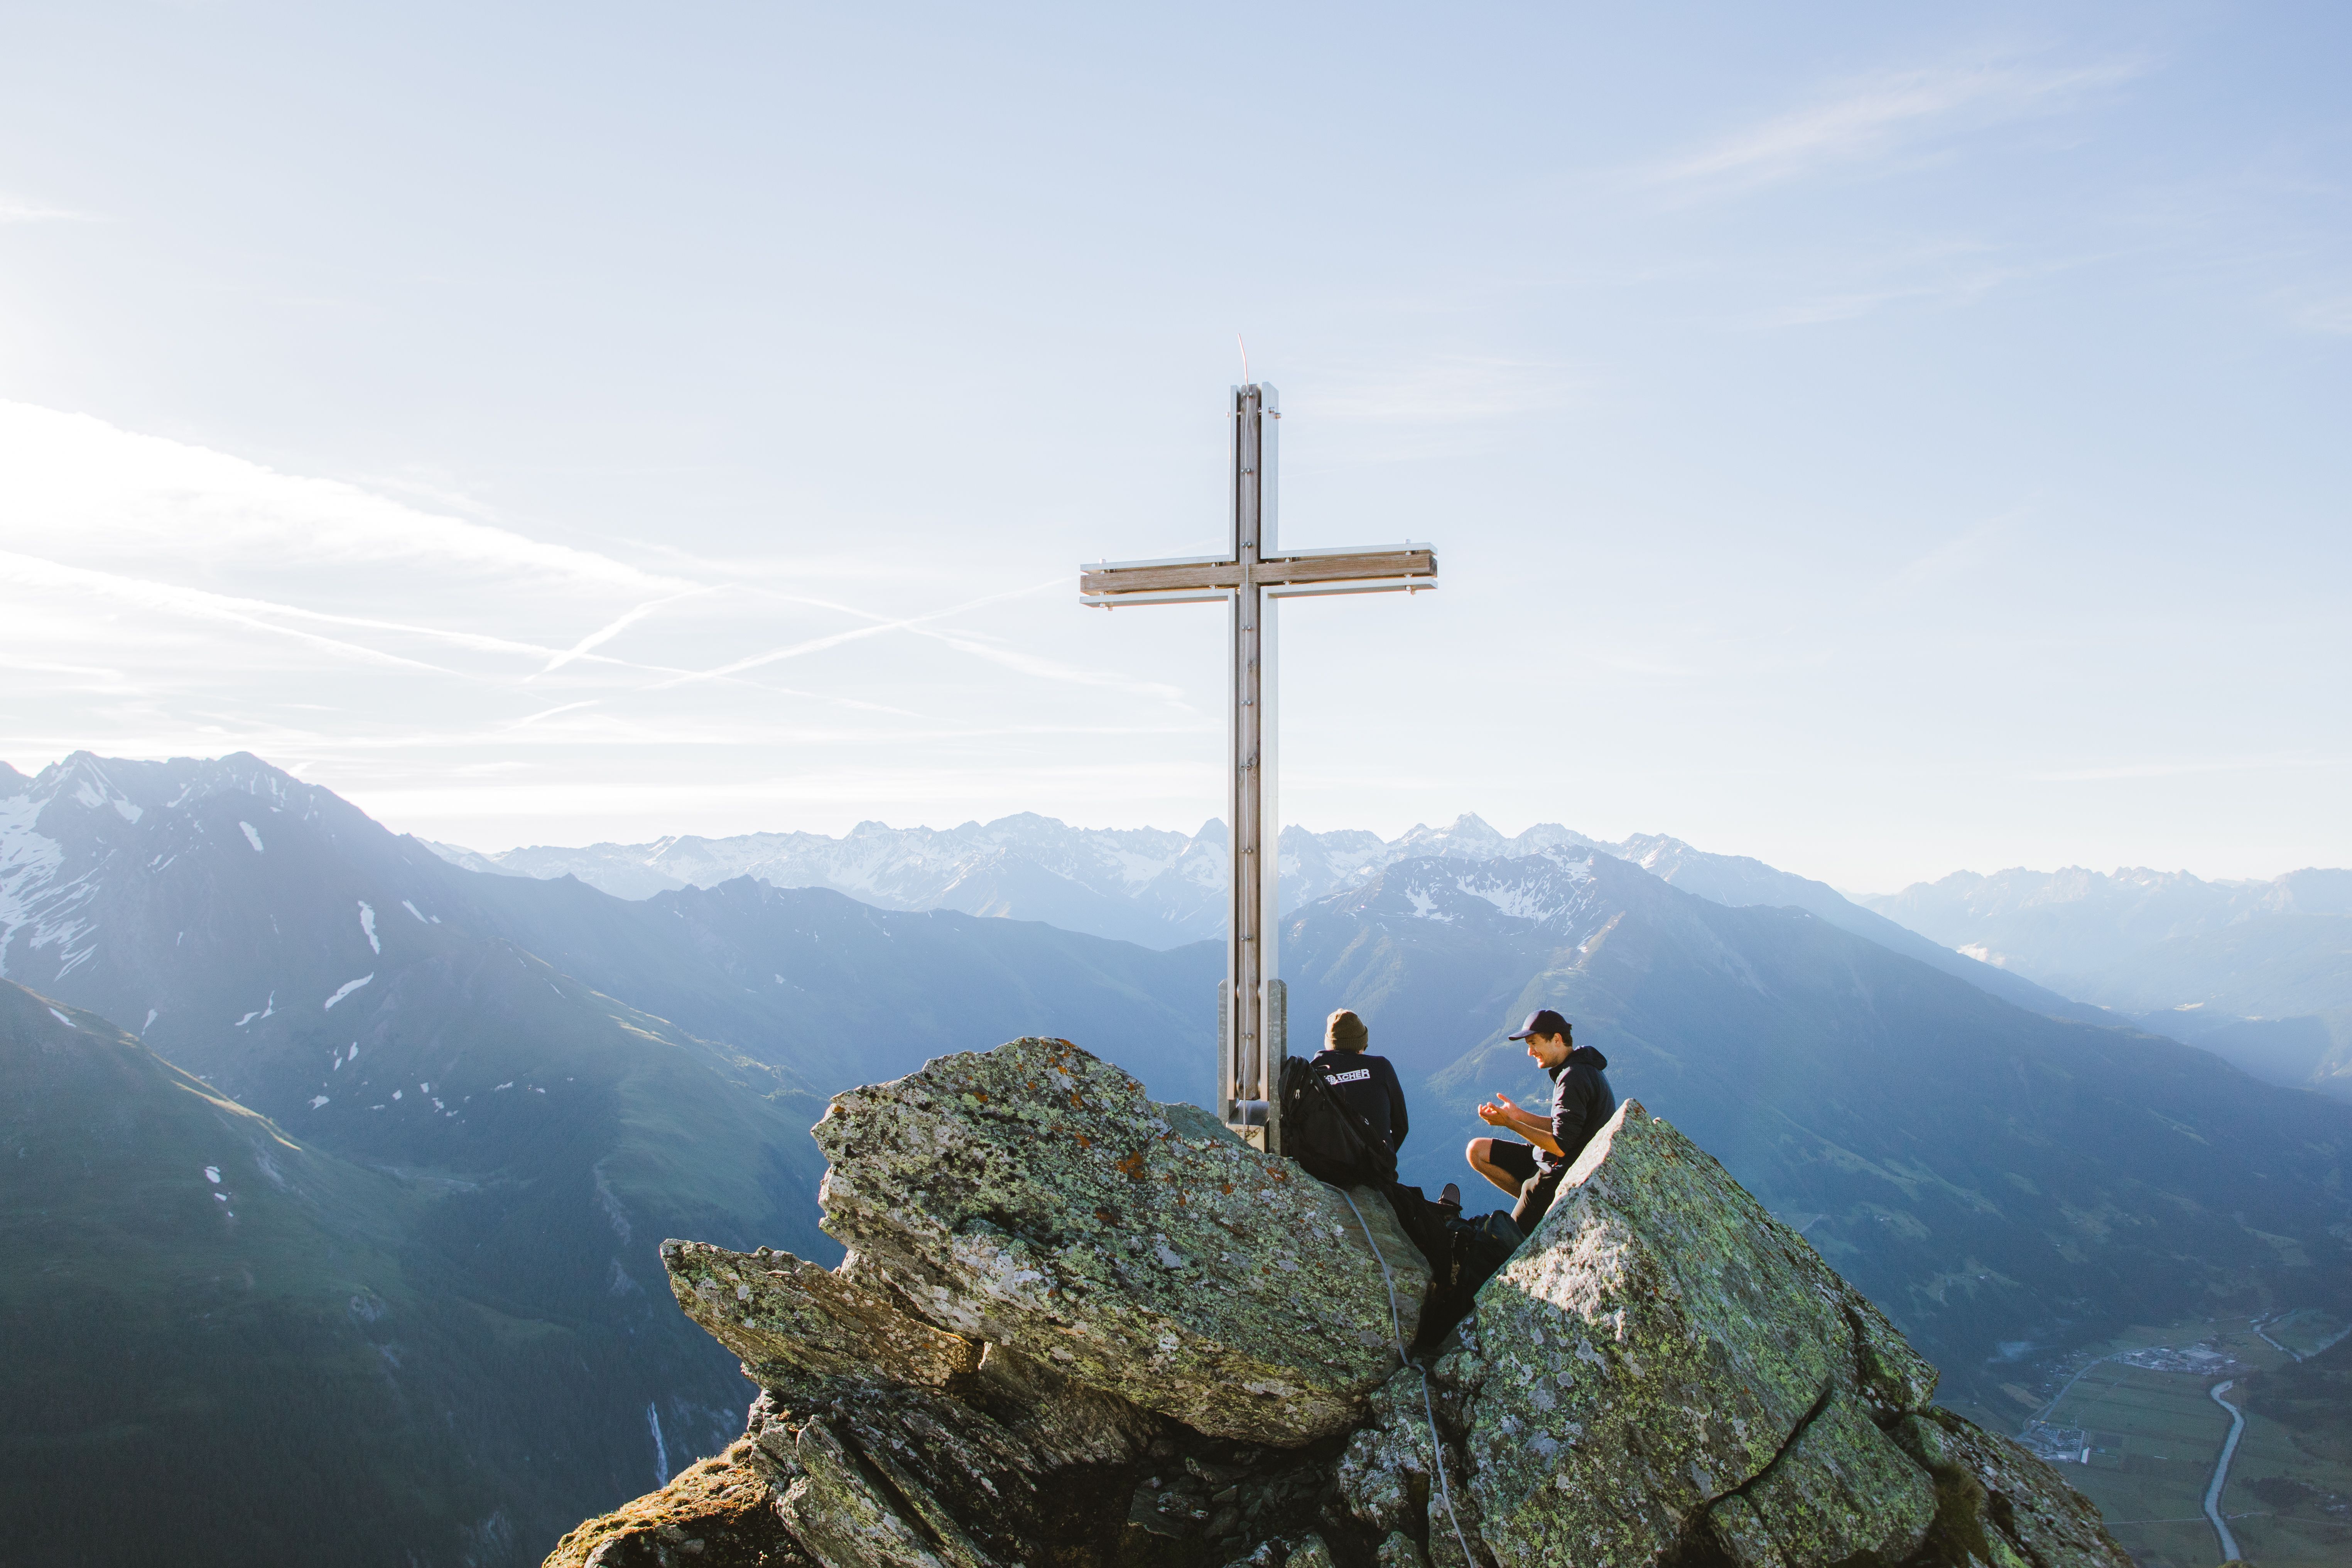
xmin=1466 ymin=1136 xmax=1494 ymax=1166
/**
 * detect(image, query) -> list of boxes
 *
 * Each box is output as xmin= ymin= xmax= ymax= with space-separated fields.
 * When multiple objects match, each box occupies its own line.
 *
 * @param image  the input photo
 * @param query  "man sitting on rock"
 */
xmin=1307 ymin=1008 xmax=1409 ymax=1157
xmin=1466 ymin=1008 xmax=1615 ymax=1233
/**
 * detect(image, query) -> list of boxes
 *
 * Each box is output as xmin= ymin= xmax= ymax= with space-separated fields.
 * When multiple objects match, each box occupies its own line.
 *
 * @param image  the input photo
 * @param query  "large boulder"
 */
xmin=1453 ymin=1100 xmax=2122 ymax=1568
xmin=812 ymin=1036 xmax=1429 ymax=1445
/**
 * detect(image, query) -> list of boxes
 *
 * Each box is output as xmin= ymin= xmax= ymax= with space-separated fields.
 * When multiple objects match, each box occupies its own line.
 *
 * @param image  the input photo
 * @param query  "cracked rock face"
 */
xmin=547 ymin=1040 xmax=2133 ymax=1568
xmin=1454 ymin=1100 xmax=2105 ymax=1568
xmin=813 ymin=1036 xmax=1428 ymax=1445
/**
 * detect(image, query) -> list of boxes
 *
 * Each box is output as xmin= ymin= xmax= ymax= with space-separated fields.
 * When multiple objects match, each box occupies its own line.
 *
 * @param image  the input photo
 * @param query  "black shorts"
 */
xmin=1484 ymin=1139 xmax=1563 ymax=1232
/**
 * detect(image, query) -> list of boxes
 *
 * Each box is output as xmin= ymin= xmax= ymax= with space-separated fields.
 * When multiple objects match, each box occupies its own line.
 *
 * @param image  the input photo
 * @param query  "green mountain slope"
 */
xmin=0 ymin=963 xmax=835 ymax=1567
xmin=0 ymin=982 xmax=486 ymax=1564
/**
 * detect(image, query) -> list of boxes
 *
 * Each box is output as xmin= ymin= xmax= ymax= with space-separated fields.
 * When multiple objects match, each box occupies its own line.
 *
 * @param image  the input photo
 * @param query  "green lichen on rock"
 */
xmin=814 ymin=1036 xmax=1428 ymax=1445
xmin=1464 ymin=1100 xmax=1921 ymax=1566
xmin=1893 ymin=1406 xmax=2132 ymax=1568
xmin=541 ymin=1438 xmax=808 ymax=1567
xmin=1455 ymin=1100 xmax=2123 ymax=1568
xmin=1337 ymin=1364 xmax=1484 ymax=1568
xmin=1705 ymin=1389 xmax=1936 ymax=1568
xmin=663 ymin=1239 xmax=980 ymax=1387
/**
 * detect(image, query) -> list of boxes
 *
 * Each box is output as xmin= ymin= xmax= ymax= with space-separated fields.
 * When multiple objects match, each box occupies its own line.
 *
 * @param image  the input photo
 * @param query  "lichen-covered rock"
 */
xmin=1335 ymin=1361 xmax=1485 ymax=1568
xmin=1893 ymin=1407 xmax=2132 ymax=1568
xmin=751 ymin=1355 xmax=1160 ymax=1568
xmin=664 ymin=1241 xmax=979 ymax=1386
xmin=1287 ymin=1533 xmax=1341 ymax=1568
xmin=1460 ymin=1101 xmax=1939 ymax=1568
xmin=1337 ymin=1372 xmax=1435 ymax=1539
xmin=1705 ymin=1389 xmax=1935 ymax=1568
xmin=555 ymin=1040 xmax=2134 ymax=1568
xmin=542 ymin=1440 xmax=805 ymax=1568
xmin=814 ymin=1036 xmax=1428 ymax=1445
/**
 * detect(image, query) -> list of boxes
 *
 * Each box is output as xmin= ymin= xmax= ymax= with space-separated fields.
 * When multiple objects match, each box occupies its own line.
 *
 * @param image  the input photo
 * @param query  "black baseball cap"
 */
xmin=1508 ymin=1008 xmax=1572 ymax=1041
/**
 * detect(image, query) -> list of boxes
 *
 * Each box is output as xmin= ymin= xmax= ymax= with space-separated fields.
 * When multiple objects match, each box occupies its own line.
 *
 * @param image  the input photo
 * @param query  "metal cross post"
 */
xmin=1079 ymin=383 xmax=1438 ymax=1148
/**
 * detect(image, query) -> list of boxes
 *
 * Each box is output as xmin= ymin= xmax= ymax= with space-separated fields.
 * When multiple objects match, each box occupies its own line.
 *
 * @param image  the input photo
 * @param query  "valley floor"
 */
xmin=1943 ymin=1310 xmax=2352 ymax=1568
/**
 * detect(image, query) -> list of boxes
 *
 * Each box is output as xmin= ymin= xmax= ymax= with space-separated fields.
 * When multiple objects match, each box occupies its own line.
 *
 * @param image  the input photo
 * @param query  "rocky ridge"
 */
xmin=545 ymin=1037 xmax=2131 ymax=1568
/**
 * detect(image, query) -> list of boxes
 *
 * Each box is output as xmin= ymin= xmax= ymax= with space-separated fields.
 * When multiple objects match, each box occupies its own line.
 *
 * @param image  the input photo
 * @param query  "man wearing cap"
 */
xmin=1465 ymin=1008 xmax=1615 ymax=1232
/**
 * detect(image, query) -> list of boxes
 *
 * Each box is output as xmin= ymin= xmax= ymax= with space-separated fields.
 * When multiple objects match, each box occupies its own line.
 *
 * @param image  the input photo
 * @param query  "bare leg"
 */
xmin=1465 ymin=1137 xmax=1524 ymax=1197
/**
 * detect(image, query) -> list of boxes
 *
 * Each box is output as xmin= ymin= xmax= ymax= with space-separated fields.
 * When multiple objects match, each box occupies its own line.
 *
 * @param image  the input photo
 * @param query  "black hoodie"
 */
xmin=1307 ymin=1048 xmax=1409 ymax=1153
xmin=1538 ymin=1045 xmax=1615 ymax=1174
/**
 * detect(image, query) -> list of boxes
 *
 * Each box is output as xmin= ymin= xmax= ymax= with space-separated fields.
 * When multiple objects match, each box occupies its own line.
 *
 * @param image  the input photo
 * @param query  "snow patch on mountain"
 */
xmin=0 ymin=787 xmax=66 ymax=963
xmin=239 ymin=822 xmax=265 ymax=853
xmin=324 ymin=974 xmax=373 ymax=1010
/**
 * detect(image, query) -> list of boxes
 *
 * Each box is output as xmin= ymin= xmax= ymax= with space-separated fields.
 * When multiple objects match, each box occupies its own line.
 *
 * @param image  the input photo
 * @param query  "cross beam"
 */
xmin=1080 ymin=383 xmax=1438 ymax=1148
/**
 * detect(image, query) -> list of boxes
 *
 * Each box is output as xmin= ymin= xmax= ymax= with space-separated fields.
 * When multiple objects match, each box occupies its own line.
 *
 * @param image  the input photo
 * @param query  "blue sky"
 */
xmin=1 ymin=2 xmax=2345 ymax=891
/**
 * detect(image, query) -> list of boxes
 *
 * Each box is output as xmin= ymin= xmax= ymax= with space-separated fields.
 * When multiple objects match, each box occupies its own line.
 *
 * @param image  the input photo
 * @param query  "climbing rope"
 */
xmin=1336 ymin=1187 xmax=1478 ymax=1568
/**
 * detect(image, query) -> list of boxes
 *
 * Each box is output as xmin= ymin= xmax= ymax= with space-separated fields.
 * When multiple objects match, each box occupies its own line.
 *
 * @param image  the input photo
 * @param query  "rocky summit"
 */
xmin=544 ymin=1037 xmax=2131 ymax=1568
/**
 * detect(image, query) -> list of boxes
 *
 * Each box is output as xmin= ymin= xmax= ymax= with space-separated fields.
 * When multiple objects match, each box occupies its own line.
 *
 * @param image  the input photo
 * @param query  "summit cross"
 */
xmin=1079 ymin=383 xmax=1438 ymax=1149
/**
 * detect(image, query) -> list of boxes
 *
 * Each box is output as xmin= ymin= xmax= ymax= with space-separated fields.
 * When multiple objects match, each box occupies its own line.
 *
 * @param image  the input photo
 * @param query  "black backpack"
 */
xmin=1408 ymin=1208 xmax=1524 ymax=1350
xmin=1278 ymin=1056 xmax=1398 ymax=1189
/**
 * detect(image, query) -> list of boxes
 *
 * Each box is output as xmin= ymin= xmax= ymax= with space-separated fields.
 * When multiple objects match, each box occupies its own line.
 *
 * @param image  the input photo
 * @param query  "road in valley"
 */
xmin=2202 ymin=1379 xmax=2246 ymax=1563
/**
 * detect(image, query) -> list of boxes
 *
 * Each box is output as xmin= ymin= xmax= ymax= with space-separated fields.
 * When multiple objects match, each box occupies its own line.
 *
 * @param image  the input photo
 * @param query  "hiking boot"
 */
xmin=1439 ymin=1183 xmax=1461 ymax=1208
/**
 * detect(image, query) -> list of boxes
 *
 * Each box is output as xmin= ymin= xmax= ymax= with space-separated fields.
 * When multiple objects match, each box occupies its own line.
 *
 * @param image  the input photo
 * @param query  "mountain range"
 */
xmin=1866 ymin=865 xmax=2352 ymax=1100
xmin=427 ymin=812 xmax=2119 ymax=1030
xmin=5 ymin=751 xmax=2349 ymax=1566
xmin=1273 ymin=851 xmax=2350 ymax=1376
xmin=0 ymin=753 xmax=1215 ymax=1566
xmin=437 ymin=816 xmax=2352 ymax=1102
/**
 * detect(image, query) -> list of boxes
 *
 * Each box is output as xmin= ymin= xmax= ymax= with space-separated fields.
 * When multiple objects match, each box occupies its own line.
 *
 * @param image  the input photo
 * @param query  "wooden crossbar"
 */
xmin=1080 ymin=547 xmax=1437 ymax=599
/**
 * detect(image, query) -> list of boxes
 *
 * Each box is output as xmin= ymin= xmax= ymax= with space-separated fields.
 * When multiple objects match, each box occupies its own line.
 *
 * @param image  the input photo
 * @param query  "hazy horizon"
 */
xmin=10 ymin=745 xmax=2337 ymax=901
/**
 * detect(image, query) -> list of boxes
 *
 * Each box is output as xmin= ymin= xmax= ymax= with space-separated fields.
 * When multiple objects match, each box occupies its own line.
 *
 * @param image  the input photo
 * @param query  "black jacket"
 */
xmin=1537 ymin=1046 xmax=1615 ymax=1174
xmin=1308 ymin=1049 xmax=1409 ymax=1153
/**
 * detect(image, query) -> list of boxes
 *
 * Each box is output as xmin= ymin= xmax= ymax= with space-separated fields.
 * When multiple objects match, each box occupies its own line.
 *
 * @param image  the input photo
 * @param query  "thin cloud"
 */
xmin=508 ymin=700 xmax=602 ymax=727
xmin=0 ymin=551 xmax=459 ymax=675
xmin=0 ymin=196 xmax=91 ymax=223
xmin=0 ymin=402 xmax=696 ymax=592
xmin=1 ymin=545 xmax=744 ymax=685
xmin=538 ymin=591 xmax=708 ymax=674
xmin=1653 ymin=56 xmax=2146 ymax=194
xmin=910 ymin=626 xmax=1188 ymax=705
xmin=653 ymin=578 xmax=1066 ymax=690
xmin=0 ymin=655 xmax=123 ymax=678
